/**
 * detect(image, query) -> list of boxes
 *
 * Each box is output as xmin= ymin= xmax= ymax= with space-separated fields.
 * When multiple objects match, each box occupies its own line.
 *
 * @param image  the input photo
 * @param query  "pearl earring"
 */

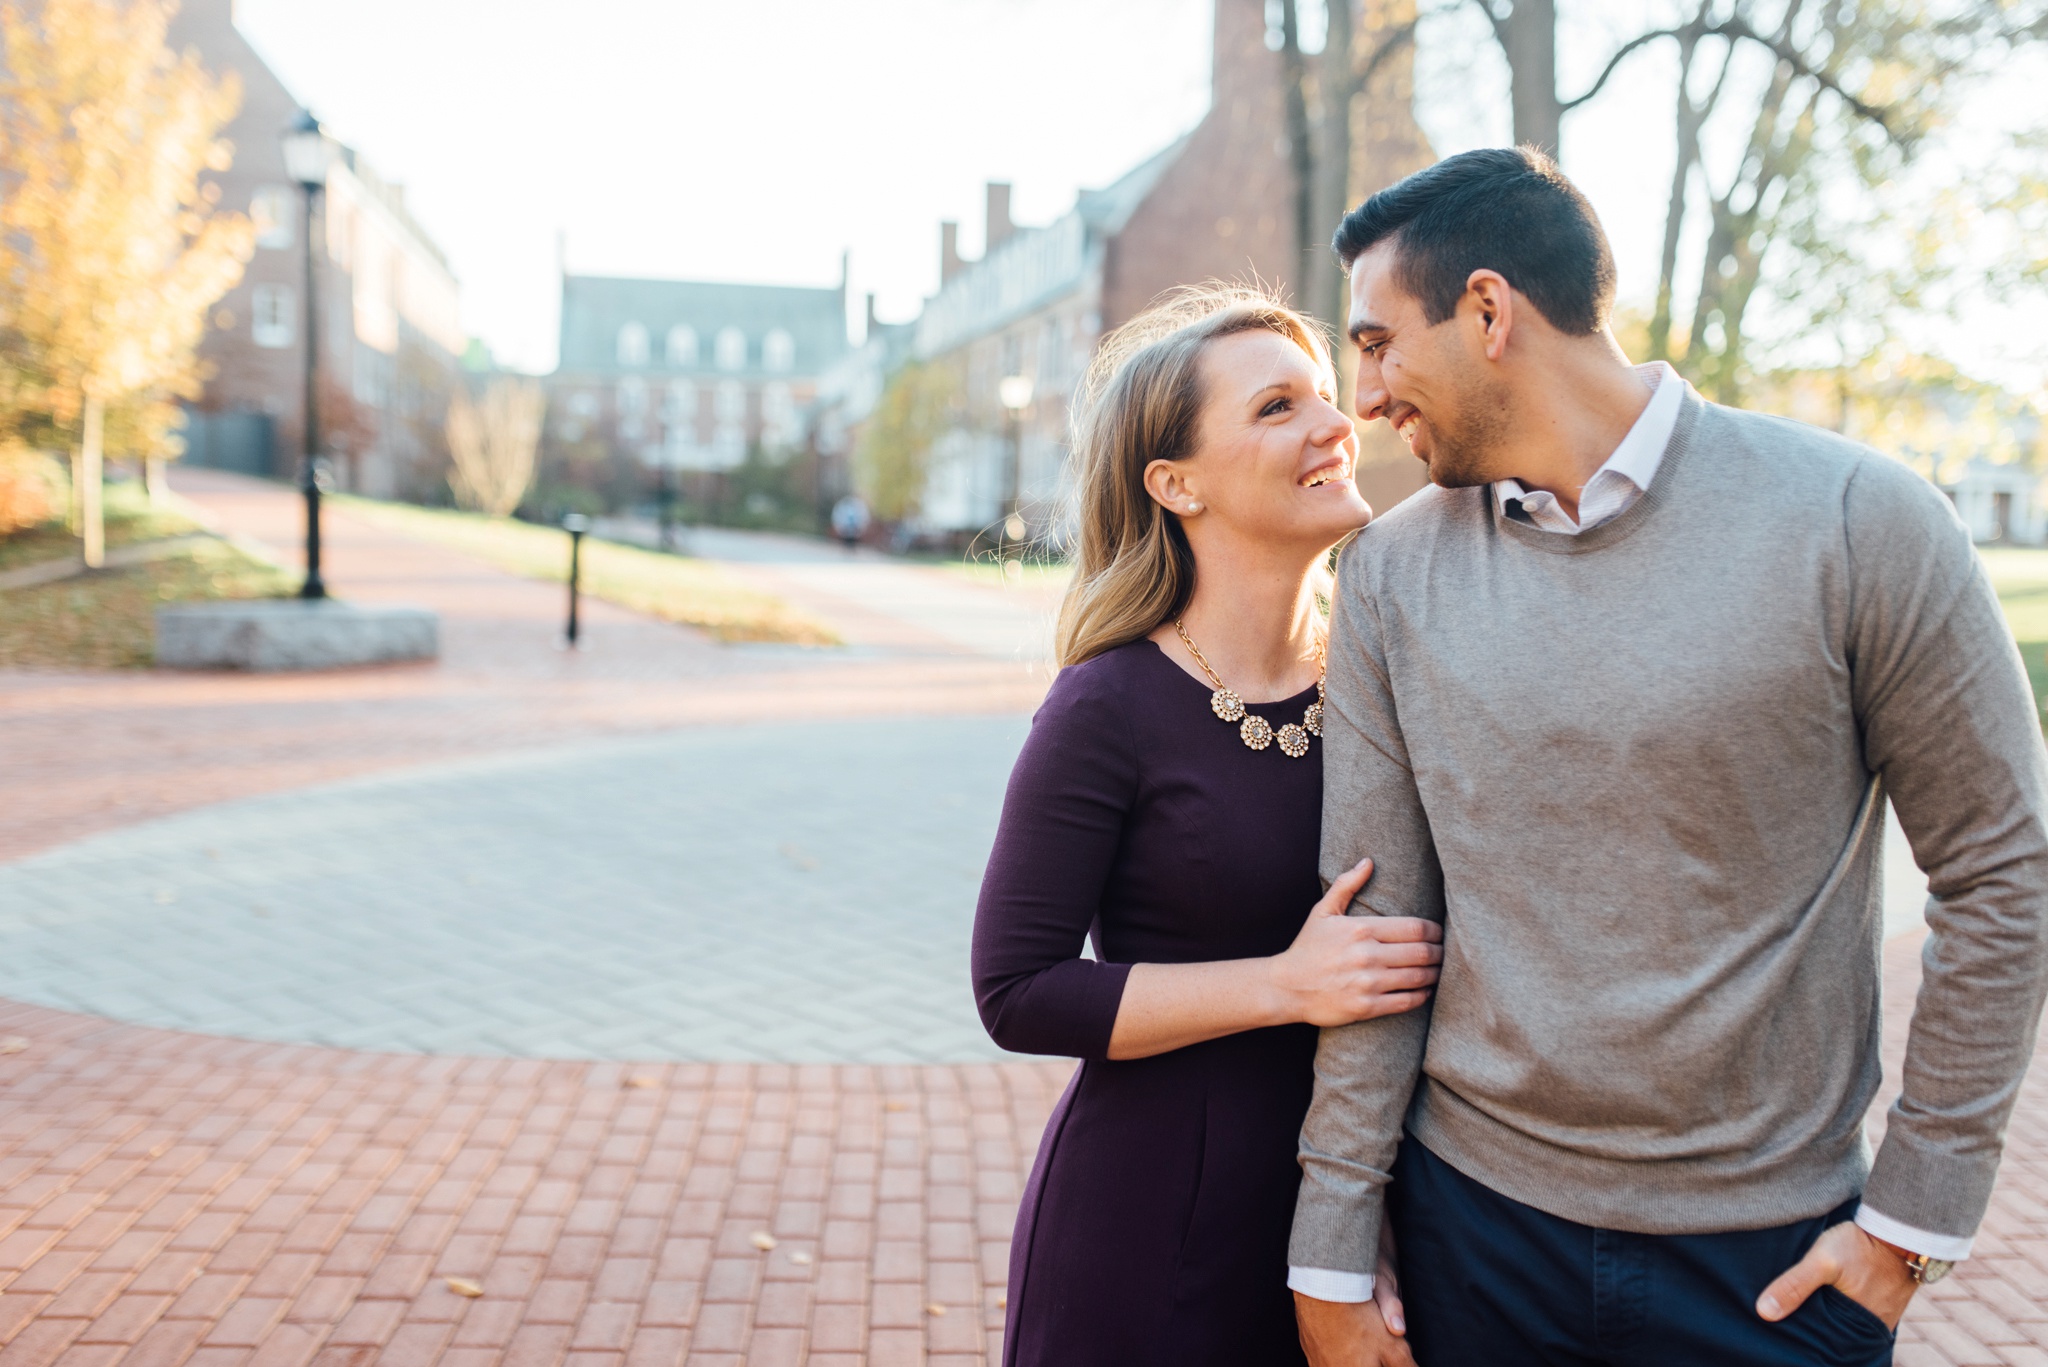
xmin=1185 ymin=501 xmax=1202 ymax=513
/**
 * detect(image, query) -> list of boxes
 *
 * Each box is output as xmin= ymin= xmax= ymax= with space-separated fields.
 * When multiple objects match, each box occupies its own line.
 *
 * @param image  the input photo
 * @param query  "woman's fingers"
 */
xmin=1357 ymin=915 xmax=1442 ymax=943
xmin=1311 ymin=857 xmax=1375 ymax=916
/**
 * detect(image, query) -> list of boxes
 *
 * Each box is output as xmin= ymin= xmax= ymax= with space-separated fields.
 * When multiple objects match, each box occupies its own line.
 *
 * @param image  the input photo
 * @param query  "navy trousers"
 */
xmin=1388 ymin=1141 xmax=1896 ymax=1366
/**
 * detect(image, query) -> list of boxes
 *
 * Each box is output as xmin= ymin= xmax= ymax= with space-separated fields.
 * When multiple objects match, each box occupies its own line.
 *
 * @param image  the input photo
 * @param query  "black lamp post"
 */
xmin=281 ymin=111 xmax=332 ymax=600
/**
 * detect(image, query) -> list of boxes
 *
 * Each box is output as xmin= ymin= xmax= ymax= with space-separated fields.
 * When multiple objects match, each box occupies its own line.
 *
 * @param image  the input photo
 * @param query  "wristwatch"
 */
xmin=1874 ymin=1235 xmax=1954 ymax=1286
xmin=1901 ymin=1251 xmax=1955 ymax=1286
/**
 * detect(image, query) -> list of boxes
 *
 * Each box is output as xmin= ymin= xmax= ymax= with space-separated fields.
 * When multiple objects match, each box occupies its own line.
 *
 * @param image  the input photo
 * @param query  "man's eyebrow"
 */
xmin=1347 ymin=318 xmax=1389 ymax=344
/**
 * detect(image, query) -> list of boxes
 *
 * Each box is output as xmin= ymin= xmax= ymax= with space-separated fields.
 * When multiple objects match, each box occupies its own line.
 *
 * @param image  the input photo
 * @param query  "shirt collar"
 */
xmin=1494 ymin=362 xmax=1686 ymax=519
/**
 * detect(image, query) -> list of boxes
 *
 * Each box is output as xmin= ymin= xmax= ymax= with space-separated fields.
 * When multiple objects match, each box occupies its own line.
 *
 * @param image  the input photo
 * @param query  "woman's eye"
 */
xmin=1260 ymin=398 xmax=1292 ymax=418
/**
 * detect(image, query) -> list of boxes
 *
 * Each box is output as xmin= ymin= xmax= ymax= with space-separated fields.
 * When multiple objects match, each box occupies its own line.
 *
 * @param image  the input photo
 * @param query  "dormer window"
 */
xmin=715 ymin=327 xmax=747 ymax=372
xmin=762 ymin=329 xmax=795 ymax=373
xmin=617 ymin=322 xmax=650 ymax=367
xmin=666 ymin=325 xmax=699 ymax=368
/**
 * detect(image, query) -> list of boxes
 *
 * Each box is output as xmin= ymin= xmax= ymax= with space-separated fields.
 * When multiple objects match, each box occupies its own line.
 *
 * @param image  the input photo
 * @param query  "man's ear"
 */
xmin=1463 ymin=270 xmax=1515 ymax=363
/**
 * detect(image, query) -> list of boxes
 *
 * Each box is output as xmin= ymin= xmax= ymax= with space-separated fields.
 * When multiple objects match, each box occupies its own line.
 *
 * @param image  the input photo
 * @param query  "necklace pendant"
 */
xmin=1239 ymin=714 xmax=1273 ymax=750
xmin=1210 ymin=688 xmax=1246 ymax=722
xmin=1302 ymin=701 xmax=1323 ymax=737
xmin=1276 ymin=723 xmax=1310 ymax=758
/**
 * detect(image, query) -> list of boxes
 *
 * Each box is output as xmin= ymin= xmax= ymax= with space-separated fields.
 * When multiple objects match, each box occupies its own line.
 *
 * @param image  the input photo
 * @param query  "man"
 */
xmin=1288 ymin=146 xmax=2048 ymax=1366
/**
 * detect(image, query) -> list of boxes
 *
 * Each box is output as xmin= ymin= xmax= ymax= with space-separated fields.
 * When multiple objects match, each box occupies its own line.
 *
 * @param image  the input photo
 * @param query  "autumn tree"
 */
xmin=853 ymin=361 xmax=959 ymax=522
xmin=447 ymin=377 xmax=545 ymax=517
xmin=0 ymin=0 xmax=254 ymax=564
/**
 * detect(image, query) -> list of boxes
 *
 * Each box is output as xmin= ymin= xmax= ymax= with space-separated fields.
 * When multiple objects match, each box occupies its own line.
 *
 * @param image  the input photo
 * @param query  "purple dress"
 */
xmin=972 ymin=639 xmax=1324 ymax=1367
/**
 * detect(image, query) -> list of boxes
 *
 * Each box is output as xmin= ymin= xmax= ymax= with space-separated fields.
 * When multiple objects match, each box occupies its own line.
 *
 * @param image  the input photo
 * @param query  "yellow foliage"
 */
xmin=0 ymin=0 xmax=255 ymax=450
xmin=854 ymin=361 xmax=959 ymax=522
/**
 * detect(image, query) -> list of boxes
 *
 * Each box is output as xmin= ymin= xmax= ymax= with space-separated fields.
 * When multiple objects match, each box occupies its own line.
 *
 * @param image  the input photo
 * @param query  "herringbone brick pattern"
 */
xmin=1 ymin=933 xmax=2043 ymax=1365
xmin=0 ymin=999 xmax=1070 ymax=1367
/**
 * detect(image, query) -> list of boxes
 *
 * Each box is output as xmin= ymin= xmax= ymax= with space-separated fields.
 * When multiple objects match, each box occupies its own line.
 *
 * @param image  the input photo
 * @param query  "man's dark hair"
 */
xmin=1333 ymin=146 xmax=1616 ymax=336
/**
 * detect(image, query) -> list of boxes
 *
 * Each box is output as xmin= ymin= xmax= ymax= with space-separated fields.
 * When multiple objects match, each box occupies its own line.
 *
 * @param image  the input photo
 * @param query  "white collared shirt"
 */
xmin=1492 ymin=361 xmax=1683 ymax=534
xmin=1288 ymin=359 xmax=1969 ymax=1305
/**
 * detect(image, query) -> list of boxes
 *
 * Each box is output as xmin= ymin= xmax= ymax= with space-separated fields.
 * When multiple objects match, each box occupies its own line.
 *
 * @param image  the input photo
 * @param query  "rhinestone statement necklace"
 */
xmin=1173 ymin=620 xmax=1325 ymax=758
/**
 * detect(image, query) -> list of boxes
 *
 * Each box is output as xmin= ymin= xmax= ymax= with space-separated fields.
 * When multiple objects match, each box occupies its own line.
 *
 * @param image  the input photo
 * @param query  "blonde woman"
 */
xmin=971 ymin=289 xmax=1440 ymax=1366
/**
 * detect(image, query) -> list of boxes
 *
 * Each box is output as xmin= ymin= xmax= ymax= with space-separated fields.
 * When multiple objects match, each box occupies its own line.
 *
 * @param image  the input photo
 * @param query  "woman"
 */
xmin=971 ymin=287 xmax=1442 ymax=1365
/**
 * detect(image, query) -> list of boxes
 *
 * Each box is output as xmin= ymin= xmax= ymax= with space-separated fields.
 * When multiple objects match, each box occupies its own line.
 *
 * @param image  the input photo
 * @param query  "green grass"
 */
xmin=0 ymin=537 xmax=293 ymax=669
xmin=940 ymin=558 xmax=1074 ymax=592
xmin=1983 ymin=548 xmax=2048 ymax=718
xmin=0 ymin=479 xmax=199 ymax=573
xmin=333 ymin=497 xmax=839 ymax=646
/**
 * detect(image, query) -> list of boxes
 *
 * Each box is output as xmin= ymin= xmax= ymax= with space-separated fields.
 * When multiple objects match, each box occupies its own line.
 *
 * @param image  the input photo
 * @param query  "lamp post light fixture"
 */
xmin=997 ymin=374 xmax=1034 ymax=549
xmin=281 ymin=110 xmax=333 ymax=600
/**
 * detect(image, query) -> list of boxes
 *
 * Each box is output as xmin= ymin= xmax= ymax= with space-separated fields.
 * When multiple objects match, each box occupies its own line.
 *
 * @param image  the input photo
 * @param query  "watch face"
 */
xmin=1919 ymin=1258 xmax=1956 ymax=1285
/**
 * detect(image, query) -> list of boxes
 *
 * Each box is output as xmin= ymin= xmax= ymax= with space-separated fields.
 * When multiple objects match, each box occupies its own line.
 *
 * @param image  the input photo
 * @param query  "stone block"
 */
xmin=154 ymin=599 xmax=438 ymax=671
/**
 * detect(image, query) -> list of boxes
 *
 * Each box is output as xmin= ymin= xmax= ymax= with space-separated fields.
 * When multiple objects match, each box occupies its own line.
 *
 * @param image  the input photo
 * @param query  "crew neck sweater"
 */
xmin=1288 ymin=387 xmax=2048 ymax=1280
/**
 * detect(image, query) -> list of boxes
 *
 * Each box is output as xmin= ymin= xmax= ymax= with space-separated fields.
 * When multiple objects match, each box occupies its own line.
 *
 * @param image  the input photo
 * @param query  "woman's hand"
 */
xmin=1268 ymin=858 xmax=1441 ymax=1027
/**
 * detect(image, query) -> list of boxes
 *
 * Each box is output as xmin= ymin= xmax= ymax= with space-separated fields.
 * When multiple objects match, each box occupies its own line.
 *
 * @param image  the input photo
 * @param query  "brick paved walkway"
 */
xmin=0 ymin=469 xmax=1050 ymax=866
xmin=0 ymin=717 xmax=1030 ymax=1061
xmin=0 ymin=997 xmax=1071 ymax=1367
xmin=1 ymin=935 xmax=2044 ymax=1366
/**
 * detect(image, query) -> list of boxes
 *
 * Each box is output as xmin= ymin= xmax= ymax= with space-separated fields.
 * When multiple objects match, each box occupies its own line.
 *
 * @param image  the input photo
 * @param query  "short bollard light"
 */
xmin=562 ymin=513 xmax=590 ymax=648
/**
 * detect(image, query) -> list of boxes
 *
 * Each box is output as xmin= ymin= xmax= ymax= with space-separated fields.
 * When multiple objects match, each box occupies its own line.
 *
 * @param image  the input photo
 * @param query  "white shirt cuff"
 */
xmin=1854 ymin=1203 xmax=1974 ymax=1262
xmin=1287 ymin=1266 xmax=1375 ymax=1302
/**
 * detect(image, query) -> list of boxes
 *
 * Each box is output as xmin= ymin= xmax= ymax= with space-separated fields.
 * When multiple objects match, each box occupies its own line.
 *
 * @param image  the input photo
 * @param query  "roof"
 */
xmin=1076 ymin=136 xmax=1189 ymax=236
xmin=557 ymin=275 xmax=849 ymax=377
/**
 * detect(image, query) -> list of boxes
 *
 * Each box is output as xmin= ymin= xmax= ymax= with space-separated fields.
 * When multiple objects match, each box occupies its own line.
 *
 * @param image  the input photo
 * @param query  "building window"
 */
xmin=251 ymin=284 xmax=295 ymax=348
xmin=762 ymin=329 xmax=795 ymax=373
xmin=664 ymin=379 xmax=698 ymax=425
xmin=761 ymin=381 xmax=797 ymax=445
xmin=617 ymin=322 xmax=650 ymax=367
xmin=715 ymin=327 xmax=747 ymax=372
xmin=715 ymin=380 xmax=747 ymax=424
xmin=666 ymin=325 xmax=699 ymax=368
xmin=618 ymin=377 xmax=648 ymax=439
xmin=251 ymin=186 xmax=295 ymax=250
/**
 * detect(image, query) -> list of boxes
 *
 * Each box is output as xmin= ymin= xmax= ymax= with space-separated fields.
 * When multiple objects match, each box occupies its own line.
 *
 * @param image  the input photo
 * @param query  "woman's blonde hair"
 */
xmin=1054 ymin=284 xmax=1335 ymax=666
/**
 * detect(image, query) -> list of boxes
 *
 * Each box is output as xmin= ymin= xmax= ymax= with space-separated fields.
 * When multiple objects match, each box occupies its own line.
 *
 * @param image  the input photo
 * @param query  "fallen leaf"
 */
xmin=623 ymin=1075 xmax=658 ymax=1089
xmin=750 ymin=1230 xmax=778 ymax=1252
xmin=997 ymin=1294 xmax=1007 ymax=1310
xmin=0 ymin=1037 xmax=27 ymax=1056
xmin=444 ymin=1276 xmax=484 ymax=1298
xmin=926 ymin=1303 xmax=947 ymax=1317
xmin=884 ymin=1101 xmax=908 ymax=1113
xmin=789 ymin=1251 xmax=813 ymax=1266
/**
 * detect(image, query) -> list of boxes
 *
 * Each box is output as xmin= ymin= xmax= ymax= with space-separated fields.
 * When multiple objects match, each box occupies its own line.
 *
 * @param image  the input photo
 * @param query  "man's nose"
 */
xmin=1354 ymin=364 xmax=1389 ymax=423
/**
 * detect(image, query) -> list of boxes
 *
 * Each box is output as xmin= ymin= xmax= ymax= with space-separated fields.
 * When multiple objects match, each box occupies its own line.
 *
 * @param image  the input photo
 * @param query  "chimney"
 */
xmin=941 ymin=221 xmax=963 ymax=284
xmin=865 ymin=292 xmax=879 ymax=341
xmin=985 ymin=182 xmax=1014 ymax=253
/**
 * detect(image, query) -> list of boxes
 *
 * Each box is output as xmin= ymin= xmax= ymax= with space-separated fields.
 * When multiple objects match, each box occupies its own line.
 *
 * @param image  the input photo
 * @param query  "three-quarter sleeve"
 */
xmin=971 ymin=662 xmax=1138 ymax=1059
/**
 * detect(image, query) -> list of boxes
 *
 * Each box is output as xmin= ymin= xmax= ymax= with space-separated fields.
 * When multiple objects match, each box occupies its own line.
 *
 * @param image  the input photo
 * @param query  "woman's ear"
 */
xmin=1144 ymin=459 xmax=1203 ymax=517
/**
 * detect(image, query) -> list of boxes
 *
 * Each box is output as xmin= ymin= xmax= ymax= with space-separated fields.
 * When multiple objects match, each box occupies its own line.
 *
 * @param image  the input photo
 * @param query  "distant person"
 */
xmin=830 ymin=493 xmax=869 ymax=551
xmin=972 ymin=287 xmax=1439 ymax=1366
xmin=1290 ymin=147 xmax=2048 ymax=1367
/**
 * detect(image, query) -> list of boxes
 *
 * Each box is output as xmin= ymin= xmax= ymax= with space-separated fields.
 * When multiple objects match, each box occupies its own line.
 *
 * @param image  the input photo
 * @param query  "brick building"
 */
xmin=169 ymin=0 xmax=465 ymax=500
xmin=545 ymin=272 xmax=851 ymax=513
xmin=902 ymin=0 xmax=1433 ymax=540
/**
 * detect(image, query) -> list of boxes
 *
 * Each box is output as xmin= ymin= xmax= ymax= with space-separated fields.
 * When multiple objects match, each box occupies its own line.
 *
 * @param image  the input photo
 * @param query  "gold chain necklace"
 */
xmin=1173 ymin=620 xmax=1325 ymax=758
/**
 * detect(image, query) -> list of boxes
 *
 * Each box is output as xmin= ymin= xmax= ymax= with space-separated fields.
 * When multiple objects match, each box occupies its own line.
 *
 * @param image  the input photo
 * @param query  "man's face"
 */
xmin=1347 ymin=242 xmax=1510 ymax=489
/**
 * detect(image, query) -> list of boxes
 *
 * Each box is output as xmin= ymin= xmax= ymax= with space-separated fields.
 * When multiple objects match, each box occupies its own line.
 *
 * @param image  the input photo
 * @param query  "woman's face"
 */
xmin=1150 ymin=328 xmax=1371 ymax=551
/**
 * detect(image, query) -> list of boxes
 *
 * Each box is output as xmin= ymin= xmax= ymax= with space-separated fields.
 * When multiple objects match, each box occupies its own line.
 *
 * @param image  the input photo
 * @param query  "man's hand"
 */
xmin=1296 ymin=1295 xmax=1417 ymax=1367
xmin=1756 ymin=1222 xmax=1918 ymax=1330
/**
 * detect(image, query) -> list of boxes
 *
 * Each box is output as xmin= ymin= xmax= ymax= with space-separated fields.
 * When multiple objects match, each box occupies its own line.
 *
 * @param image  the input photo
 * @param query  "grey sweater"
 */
xmin=1290 ymin=389 xmax=2048 ymax=1276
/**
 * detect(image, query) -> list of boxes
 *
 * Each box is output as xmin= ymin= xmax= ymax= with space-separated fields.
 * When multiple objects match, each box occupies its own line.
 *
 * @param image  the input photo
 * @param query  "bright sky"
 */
xmin=234 ymin=0 xmax=2043 ymax=389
